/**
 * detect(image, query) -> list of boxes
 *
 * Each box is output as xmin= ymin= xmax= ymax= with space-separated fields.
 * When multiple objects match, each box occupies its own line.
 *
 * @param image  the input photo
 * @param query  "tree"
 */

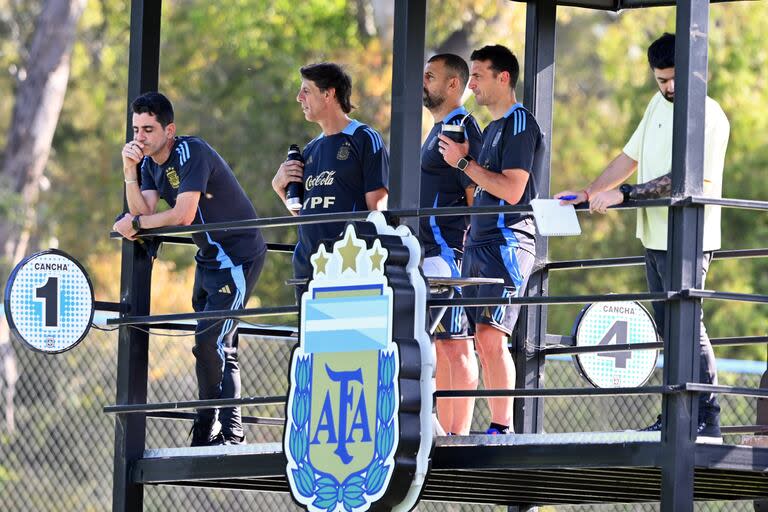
xmin=0 ymin=0 xmax=87 ymax=433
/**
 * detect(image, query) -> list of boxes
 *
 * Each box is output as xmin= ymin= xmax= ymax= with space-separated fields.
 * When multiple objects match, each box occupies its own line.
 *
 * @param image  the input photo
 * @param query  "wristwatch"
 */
xmin=619 ymin=183 xmax=633 ymax=202
xmin=131 ymin=215 xmax=142 ymax=232
xmin=456 ymin=155 xmax=473 ymax=172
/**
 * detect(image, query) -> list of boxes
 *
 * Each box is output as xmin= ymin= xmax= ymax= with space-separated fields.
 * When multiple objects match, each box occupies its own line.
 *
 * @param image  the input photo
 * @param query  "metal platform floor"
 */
xmin=134 ymin=432 xmax=768 ymax=507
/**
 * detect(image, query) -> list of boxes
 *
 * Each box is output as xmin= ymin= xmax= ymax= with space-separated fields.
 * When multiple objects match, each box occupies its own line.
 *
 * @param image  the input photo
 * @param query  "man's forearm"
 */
xmin=125 ymin=184 xmax=152 ymax=215
xmin=629 ymin=172 xmax=671 ymax=200
xmin=137 ymin=208 xmax=191 ymax=229
xmin=587 ymin=153 xmax=637 ymax=196
xmin=464 ymin=162 xmax=526 ymax=205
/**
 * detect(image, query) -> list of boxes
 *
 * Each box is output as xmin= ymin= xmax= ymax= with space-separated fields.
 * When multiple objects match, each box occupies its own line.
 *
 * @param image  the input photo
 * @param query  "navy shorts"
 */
xmin=423 ymin=253 xmax=469 ymax=339
xmin=461 ymin=243 xmax=535 ymax=335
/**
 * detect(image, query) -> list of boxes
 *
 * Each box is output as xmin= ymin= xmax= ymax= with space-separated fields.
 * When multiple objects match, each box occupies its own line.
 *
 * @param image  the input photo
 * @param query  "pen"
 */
xmin=558 ymin=195 xmax=578 ymax=201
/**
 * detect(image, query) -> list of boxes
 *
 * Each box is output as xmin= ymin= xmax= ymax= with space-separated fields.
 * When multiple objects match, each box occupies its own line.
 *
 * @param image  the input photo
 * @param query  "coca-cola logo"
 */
xmin=305 ymin=170 xmax=336 ymax=190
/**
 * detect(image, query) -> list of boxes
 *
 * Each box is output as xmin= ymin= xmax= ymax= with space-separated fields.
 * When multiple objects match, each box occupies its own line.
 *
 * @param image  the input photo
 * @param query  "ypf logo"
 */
xmin=286 ymin=225 xmax=397 ymax=511
xmin=285 ymin=215 xmax=431 ymax=512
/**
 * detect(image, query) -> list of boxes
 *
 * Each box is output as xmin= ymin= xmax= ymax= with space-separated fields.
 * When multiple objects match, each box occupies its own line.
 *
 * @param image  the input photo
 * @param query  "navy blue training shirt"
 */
xmin=468 ymin=103 xmax=544 ymax=253
xmin=420 ymin=106 xmax=482 ymax=258
xmin=293 ymin=120 xmax=389 ymax=277
xmin=140 ymin=136 xmax=266 ymax=269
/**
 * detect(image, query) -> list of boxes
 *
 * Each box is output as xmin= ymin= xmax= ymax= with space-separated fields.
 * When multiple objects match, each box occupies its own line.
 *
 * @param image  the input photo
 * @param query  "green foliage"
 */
xmin=2 ymin=1 xmax=766 ymax=358
xmin=1 ymin=6 xmax=766 ymax=512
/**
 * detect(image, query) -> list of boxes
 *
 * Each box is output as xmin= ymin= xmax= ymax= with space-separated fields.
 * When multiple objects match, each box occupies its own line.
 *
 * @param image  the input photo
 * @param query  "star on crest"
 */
xmin=336 ymin=227 xmax=365 ymax=273
xmin=311 ymin=244 xmax=330 ymax=276
xmin=369 ymin=240 xmax=387 ymax=273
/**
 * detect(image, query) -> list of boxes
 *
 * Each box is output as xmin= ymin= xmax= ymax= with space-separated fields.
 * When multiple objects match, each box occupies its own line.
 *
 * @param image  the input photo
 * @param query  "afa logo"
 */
xmin=165 ymin=167 xmax=180 ymax=189
xmin=336 ymin=142 xmax=351 ymax=161
xmin=285 ymin=213 xmax=433 ymax=512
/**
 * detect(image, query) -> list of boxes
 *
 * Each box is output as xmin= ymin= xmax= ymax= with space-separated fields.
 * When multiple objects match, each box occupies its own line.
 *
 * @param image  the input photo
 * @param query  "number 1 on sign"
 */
xmin=597 ymin=320 xmax=631 ymax=368
xmin=35 ymin=277 xmax=59 ymax=327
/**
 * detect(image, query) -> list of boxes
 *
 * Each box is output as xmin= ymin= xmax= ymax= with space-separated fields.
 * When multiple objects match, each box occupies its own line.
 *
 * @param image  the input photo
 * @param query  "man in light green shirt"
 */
xmin=622 ymin=80 xmax=728 ymax=251
xmin=555 ymin=33 xmax=730 ymax=442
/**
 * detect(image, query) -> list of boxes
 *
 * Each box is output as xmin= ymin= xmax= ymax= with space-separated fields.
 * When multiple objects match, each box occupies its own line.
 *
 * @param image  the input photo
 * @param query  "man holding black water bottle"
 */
xmin=439 ymin=45 xmax=545 ymax=435
xmin=272 ymin=62 xmax=389 ymax=296
xmin=421 ymin=53 xmax=482 ymax=435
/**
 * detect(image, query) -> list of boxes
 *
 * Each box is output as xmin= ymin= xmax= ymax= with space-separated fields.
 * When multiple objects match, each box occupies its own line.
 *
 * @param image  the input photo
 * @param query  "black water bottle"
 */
xmin=285 ymin=144 xmax=304 ymax=211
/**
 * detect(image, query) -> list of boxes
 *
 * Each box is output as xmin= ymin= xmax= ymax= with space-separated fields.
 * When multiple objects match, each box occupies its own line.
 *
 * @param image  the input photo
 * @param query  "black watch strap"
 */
xmin=457 ymin=155 xmax=473 ymax=171
xmin=131 ymin=215 xmax=142 ymax=232
xmin=619 ymin=184 xmax=633 ymax=202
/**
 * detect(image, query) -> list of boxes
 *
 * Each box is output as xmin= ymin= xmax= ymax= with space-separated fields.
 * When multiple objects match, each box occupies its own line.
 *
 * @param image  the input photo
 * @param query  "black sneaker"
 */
xmin=697 ymin=419 xmax=723 ymax=444
xmin=638 ymin=415 xmax=723 ymax=444
xmin=190 ymin=420 xmax=224 ymax=447
xmin=223 ymin=433 xmax=246 ymax=445
xmin=639 ymin=415 xmax=663 ymax=432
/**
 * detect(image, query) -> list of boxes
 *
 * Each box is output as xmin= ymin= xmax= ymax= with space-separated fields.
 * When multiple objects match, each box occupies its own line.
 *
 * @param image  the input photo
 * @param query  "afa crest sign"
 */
xmin=285 ymin=212 xmax=433 ymax=512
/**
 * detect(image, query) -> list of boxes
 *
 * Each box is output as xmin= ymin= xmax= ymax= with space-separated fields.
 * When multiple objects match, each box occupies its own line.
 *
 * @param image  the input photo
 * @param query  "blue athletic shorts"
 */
xmin=461 ymin=243 xmax=535 ymax=335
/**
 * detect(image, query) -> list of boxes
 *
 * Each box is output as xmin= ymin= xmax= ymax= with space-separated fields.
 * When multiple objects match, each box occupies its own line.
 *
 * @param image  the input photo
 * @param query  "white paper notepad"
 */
xmin=530 ymin=198 xmax=581 ymax=236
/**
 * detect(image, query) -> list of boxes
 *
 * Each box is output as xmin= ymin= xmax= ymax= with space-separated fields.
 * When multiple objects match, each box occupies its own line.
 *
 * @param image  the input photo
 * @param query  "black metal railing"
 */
xmin=103 ymin=195 xmax=768 ymax=445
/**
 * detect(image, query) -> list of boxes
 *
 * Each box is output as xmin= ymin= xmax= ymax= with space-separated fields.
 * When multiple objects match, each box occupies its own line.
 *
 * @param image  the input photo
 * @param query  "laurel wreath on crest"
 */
xmin=289 ymin=352 xmax=397 ymax=512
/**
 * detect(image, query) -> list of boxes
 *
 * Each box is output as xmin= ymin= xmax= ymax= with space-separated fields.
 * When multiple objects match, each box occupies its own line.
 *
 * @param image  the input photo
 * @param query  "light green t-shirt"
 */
xmin=622 ymin=92 xmax=730 ymax=251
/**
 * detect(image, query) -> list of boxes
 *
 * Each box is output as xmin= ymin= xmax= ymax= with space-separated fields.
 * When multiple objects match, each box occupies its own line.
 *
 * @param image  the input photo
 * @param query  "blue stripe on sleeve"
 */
xmin=364 ymin=128 xmax=382 ymax=152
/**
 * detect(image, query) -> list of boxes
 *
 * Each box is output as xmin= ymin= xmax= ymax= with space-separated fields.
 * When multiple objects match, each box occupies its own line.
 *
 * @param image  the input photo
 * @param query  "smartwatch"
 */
xmin=456 ymin=155 xmax=473 ymax=172
xmin=619 ymin=183 xmax=633 ymax=203
xmin=131 ymin=215 xmax=142 ymax=232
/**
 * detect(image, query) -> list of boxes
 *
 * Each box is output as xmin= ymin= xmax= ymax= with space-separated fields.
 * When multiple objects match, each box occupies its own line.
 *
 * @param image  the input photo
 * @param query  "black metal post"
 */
xmin=508 ymin=4 xmax=557 ymax=512
xmin=113 ymin=1 xmax=161 ymax=511
xmin=124 ymin=0 xmax=161 ymax=141
xmin=388 ymin=0 xmax=426 ymax=231
xmin=660 ymin=2 xmax=709 ymax=511
xmin=513 ymin=0 xmax=556 ymax=438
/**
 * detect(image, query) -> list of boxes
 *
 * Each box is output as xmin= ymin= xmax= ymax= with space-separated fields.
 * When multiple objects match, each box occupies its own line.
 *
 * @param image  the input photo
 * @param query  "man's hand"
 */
xmin=589 ymin=189 xmax=623 ymax=214
xmin=122 ymin=141 xmax=144 ymax=180
xmin=554 ymin=190 xmax=588 ymax=205
xmin=272 ymin=159 xmax=304 ymax=199
xmin=112 ymin=213 xmax=138 ymax=241
xmin=437 ymin=134 xmax=470 ymax=169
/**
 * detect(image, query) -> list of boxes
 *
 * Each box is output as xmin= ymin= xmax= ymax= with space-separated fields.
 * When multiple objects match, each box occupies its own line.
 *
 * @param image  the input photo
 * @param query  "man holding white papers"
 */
xmin=555 ymin=33 xmax=729 ymax=443
xmin=439 ymin=45 xmax=545 ymax=435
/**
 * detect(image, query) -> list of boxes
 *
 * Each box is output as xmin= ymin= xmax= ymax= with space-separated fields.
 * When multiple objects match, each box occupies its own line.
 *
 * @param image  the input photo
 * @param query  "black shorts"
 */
xmin=461 ymin=243 xmax=535 ymax=335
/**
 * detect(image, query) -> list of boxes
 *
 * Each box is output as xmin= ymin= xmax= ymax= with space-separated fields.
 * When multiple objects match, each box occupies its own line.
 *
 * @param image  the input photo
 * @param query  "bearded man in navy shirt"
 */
xmin=421 ymin=53 xmax=482 ymax=436
xmin=272 ymin=62 xmax=389 ymax=297
xmin=113 ymin=92 xmax=266 ymax=446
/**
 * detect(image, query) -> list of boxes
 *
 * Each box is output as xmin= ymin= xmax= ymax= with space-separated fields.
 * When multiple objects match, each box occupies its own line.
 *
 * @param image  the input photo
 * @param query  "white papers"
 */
xmin=530 ymin=198 xmax=581 ymax=236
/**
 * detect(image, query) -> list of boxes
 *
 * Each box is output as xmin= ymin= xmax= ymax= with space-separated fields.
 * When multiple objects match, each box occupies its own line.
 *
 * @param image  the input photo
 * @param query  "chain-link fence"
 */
xmin=0 ymin=327 xmax=762 ymax=511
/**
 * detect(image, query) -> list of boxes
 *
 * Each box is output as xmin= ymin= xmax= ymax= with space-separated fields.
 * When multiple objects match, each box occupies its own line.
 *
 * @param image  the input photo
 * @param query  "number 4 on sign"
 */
xmin=597 ymin=321 xmax=631 ymax=368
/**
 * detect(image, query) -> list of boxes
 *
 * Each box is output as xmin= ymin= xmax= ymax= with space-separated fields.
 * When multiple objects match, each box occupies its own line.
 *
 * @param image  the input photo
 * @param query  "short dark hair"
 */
xmin=427 ymin=53 xmax=470 ymax=89
xmin=131 ymin=91 xmax=174 ymax=128
xmin=300 ymin=62 xmax=355 ymax=114
xmin=648 ymin=33 xmax=675 ymax=70
xmin=470 ymin=44 xmax=520 ymax=89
